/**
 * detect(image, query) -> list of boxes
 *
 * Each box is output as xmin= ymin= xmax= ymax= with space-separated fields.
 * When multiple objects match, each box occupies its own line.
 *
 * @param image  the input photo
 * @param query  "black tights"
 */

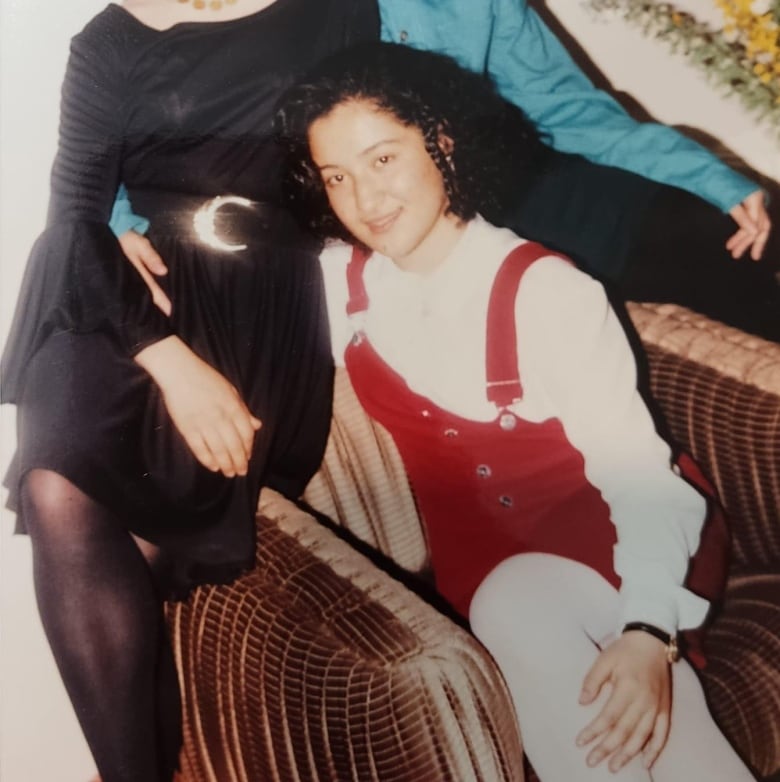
xmin=20 ymin=469 xmax=181 ymax=782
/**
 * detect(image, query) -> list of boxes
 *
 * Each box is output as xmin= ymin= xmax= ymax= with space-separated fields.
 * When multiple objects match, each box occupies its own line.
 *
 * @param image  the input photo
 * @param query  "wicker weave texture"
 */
xmin=169 ymin=500 xmax=523 ymax=782
xmin=628 ymin=303 xmax=780 ymax=568
xmin=629 ymin=302 xmax=780 ymax=779
xmin=304 ymin=370 xmax=428 ymax=574
xmin=701 ymin=572 xmax=780 ymax=779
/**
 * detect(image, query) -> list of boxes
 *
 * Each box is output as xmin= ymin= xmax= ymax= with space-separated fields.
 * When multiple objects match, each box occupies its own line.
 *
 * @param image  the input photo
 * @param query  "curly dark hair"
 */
xmin=275 ymin=41 xmax=549 ymax=242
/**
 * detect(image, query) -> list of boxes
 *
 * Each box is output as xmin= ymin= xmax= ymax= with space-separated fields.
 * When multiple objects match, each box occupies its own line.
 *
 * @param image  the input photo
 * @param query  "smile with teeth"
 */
xmin=364 ymin=209 xmax=402 ymax=234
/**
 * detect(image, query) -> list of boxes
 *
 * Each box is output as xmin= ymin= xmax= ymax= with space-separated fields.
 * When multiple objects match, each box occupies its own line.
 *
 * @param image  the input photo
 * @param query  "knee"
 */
xmin=469 ymin=555 xmax=616 ymax=667
xmin=20 ymin=469 xmax=85 ymax=541
xmin=469 ymin=553 xmax=560 ymax=660
xmin=22 ymin=469 xmax=73 ymax=512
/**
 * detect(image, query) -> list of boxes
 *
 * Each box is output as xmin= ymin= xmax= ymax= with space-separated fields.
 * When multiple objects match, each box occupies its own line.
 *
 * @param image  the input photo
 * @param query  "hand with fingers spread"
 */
xmin=576 ymin=630 xmax=672 ymax=773
xmin=118 ymin=229 xmax=173 ymax=316
xmin=727 ymin=190 xmax=771 ymax=261
xmin=135 ymin=335 xmax=262 ymax=477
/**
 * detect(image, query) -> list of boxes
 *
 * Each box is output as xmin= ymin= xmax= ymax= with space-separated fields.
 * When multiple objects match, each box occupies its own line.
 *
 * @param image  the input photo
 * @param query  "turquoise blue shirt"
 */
xmin=111 ymin=0 xmax=755 ymax=236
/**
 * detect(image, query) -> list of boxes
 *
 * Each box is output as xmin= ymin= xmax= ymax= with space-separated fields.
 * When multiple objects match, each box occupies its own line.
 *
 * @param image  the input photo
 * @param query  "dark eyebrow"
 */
xmin=316 ymin=138 xmax=400 ymax=172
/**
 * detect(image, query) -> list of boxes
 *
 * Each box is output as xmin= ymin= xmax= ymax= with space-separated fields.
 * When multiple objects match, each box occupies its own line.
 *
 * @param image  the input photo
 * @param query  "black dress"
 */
xmin=1 ymin=0 xmax=380 ymax=594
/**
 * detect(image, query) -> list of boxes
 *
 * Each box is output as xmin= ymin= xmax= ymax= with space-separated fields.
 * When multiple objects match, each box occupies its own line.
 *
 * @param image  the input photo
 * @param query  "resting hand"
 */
xmin=118 ymin=230 xmax=173 ymax=316
xmin=576 ymin=631 xmax=671 ymax=773
xmin=727 ymin=190 xmax=771 ymax=261
xmin=135 ymin=336 xmax=262 ymax=477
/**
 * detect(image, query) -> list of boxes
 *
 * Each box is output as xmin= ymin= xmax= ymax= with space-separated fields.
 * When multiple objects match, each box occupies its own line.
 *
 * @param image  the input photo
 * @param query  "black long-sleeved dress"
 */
xmin=1 ymin=0 xmax=379 ymax=594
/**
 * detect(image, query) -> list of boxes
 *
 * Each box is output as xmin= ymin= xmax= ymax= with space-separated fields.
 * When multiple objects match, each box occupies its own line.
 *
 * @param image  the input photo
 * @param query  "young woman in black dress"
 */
xmin=0 ymin=1 xmax=378 ymax=780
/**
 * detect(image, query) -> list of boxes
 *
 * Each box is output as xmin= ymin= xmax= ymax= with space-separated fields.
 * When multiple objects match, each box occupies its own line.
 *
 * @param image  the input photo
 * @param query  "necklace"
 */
xmin=177 ymin=0 xmax=238 ymax=10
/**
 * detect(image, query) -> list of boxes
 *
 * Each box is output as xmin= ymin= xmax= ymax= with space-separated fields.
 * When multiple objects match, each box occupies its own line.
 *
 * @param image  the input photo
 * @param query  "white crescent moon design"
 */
xmin=193 ymin=195 xmax=252 ymax=252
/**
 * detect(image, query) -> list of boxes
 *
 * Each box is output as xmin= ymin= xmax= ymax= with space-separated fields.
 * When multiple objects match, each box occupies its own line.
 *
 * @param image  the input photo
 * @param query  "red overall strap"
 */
xmin=346 ymin=245 xmax=372 ymax=316
xmin=486 ymin=242 xmax=570 ymax=407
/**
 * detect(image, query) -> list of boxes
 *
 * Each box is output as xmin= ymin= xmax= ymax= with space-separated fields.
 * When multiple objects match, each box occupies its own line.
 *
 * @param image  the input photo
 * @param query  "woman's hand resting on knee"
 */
xmin=576 ymin=631 xmax=672 ymax=773
xmin=135 ymin=336 xmax=262 ymax=477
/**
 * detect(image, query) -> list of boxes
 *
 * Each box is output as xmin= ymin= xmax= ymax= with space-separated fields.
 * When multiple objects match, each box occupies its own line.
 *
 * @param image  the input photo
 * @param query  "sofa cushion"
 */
xmin=627 ymin=303 xmax=780 ymax=570
xmin=168 ymin=498 xmax=523 ymax=782
xmin=701 ymin=571 xmax=780 ymax=779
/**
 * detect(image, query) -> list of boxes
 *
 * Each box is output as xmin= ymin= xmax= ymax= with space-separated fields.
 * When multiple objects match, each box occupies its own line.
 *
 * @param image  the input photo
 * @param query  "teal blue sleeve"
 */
xmin=109 ymin=183 xmax=150 ymax=237
xmin=485 ymin=0 xmax=756 ymax=212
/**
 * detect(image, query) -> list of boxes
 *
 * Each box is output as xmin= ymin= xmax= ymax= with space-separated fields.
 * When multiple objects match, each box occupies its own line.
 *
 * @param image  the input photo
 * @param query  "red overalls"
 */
xmin=343 ymin=243 xmax=728 ymax=649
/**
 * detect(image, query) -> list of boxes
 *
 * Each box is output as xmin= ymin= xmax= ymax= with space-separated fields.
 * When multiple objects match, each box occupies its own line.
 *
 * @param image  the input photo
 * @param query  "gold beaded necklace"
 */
xmin=177 ymin=0 xmax=238 ymax=10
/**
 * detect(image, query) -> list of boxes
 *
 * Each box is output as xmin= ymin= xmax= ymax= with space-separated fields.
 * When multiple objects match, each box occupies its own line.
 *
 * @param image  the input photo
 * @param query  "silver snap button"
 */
xmin=476 ymin=464 xmax=492 ymax=478
xmin=444 ymin=428 xmax=458 ymax=438
xmin=499 ymin=495 xmax=513 ymax=507
xmin=421 ymin=409 xmax=431 ymax=418
xmin=399 ymin=30 xmax=409 ymax=42
xmin=351 ymin=332 xmax=364 ymax=346
xmin=499 ymin=413 xmax=517 ymax=431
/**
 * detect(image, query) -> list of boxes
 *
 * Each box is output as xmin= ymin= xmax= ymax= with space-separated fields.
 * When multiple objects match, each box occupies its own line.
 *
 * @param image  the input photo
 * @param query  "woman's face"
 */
xmin=308 ymin=99 xmax=463 ymax=273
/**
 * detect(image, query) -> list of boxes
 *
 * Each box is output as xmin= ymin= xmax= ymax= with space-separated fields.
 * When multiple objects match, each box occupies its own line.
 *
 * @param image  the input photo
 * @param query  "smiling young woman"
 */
xmin=276 ymin=42 xmax=757 ymax=782
xmin=309 ymin=101 xmax=464 ymax=274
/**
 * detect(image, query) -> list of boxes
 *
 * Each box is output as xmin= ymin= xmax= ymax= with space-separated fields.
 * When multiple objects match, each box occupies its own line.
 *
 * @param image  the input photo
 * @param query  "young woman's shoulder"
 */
xmin=477 ymin=216 xmax=579 ymax=280
xmin=73 ymin=4 xmax=151 ymax=62
xmin=472 ymin=218 xmax=612 ymax=338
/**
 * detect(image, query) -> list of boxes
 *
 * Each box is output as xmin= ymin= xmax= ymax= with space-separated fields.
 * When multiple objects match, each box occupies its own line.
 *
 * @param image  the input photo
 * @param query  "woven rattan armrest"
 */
xmin=167 ymin=490 xmax=524 ymax=782
xmin=628 ymin=302 xmax=780 ymax=570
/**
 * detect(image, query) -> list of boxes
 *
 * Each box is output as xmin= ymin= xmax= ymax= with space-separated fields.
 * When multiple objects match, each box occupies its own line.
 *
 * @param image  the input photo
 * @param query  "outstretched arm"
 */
xmin=110 ymin=183 xmax=149 ymax=237
xmin=485 ymin=0 xmax=769 ymax=257
xmin=110 ymin=185 xmax=172 ymax=314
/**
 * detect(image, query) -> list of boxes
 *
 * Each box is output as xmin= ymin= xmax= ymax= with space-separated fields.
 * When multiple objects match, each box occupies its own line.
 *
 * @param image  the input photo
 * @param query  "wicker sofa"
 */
xmin=167 ymin=302 xmax=780 ymax=782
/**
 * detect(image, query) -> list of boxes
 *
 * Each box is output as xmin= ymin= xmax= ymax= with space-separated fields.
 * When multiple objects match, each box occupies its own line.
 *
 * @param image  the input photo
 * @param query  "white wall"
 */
xmin=545 ymin=0 xmax=780 ymax=181
xmin=0 ymin=1 xmax=777 ymax=780
xmin=1 ymin=4 xmax=105 ymax=779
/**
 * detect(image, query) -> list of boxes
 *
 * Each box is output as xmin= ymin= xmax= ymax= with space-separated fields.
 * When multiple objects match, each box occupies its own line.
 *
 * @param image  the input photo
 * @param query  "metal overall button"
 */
xmin=476 ymin=464 xmax=492 ymax=478
xmin=499 ymin=495 xmax=513 ymax=508
xmin=499 ymin=412 xmax=517 ymax=431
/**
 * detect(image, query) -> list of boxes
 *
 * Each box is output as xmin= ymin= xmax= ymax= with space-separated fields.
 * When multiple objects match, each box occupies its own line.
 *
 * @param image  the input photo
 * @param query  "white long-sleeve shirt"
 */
xmin=319 ymin=216 xmax=710 ymax=635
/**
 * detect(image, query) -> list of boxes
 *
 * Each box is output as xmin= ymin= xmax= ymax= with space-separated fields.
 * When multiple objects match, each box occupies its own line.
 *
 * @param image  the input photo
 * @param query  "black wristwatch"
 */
xmin=622 ymin=622 xmax=680 ymax=664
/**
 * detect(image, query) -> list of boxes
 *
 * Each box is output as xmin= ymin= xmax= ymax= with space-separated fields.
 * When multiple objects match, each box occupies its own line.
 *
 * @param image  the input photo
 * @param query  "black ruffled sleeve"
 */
xmin=47 ymin=17 xmax=127 ymax=225
xmin=1 ymin=14 xmax=173 ymax=403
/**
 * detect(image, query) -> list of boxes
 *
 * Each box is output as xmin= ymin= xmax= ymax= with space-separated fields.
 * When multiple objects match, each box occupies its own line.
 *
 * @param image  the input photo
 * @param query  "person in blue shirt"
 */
xmin=114 ymin=0 xmax=778 ymax=337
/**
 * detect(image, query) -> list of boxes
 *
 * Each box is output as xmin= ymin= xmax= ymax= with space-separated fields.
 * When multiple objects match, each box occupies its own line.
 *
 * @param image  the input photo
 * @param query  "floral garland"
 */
xmin=586 ymin=0 xmax=780 ymax=132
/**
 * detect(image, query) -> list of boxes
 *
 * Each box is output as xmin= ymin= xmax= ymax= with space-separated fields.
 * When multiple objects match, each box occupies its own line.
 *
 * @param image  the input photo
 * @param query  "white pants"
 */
xmin=469 ymin=554 xmax=755 ymax=781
